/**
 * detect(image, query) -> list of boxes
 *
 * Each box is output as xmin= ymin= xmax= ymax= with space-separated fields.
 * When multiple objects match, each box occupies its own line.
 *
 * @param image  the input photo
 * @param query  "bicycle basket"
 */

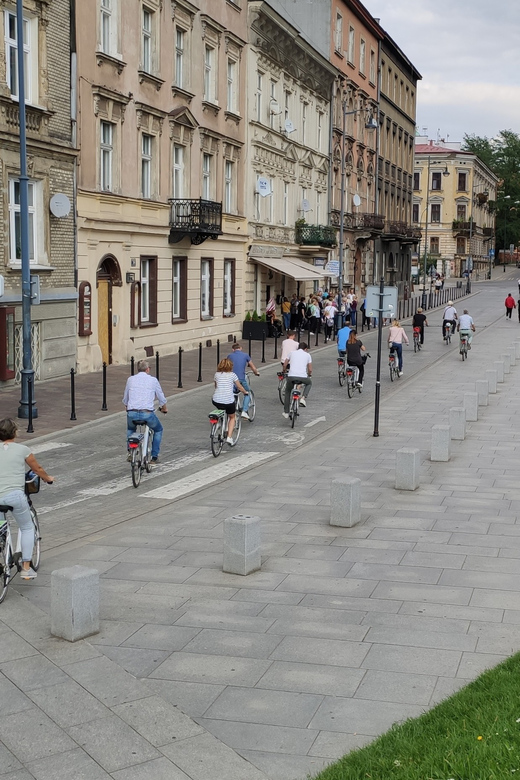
xmin=25 ymin=470 xmax=40 ymax=494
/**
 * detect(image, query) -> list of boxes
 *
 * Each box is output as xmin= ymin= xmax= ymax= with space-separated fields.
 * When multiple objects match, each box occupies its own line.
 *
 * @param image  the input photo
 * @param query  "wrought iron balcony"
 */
xmin=452 ymin=219 xmax=478 ymax=235
xmin=168 ymin=198 xmax=223 ymax=245
xmin=331 ymin=211 xmax=385 ymax=234
xmin=383 ymin=220 xmax=408 ymax=237
xmin=295 ymin=223 xmax=336 ymax=248
xmin=483 ymin=226 xmax=493 ymax=237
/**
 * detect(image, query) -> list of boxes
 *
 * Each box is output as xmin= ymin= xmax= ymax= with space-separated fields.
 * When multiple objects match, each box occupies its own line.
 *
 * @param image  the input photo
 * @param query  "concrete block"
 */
xmin=464 ymin=392 xmax=478 ymax=422
xmin=501 ymin=353 xmax=511 ymax=374
xmin=51 ymin=565 xmax=99 ymax=642
xmin=510 ymin=346 xmax=517 ymax=366
xmin=431 ymin=425 xmax=451 ymax=462
xmin=330 ymin=477 xmax=361 ymax=528
xmin=223 ymin=515 xmax=261 ymax=576
xmin=475 ymin=380 xmax=489 ymax=406
xmin=485 ymin=369 xmax=497 ymax=394
xmin=494 ymin=361 xmax=505 ymax=383
xmin=449 ymin=407 xmax=466 ymax=441
xmin=514 ymin=341 xmax=520 ymax=360
xmin=395 ymin=448 xmax=420 ymax=491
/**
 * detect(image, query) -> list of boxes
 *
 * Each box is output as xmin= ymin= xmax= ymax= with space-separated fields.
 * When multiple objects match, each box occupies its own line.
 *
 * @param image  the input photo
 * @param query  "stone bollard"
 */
xmin=464 ymin=392 xmax=479 ymax=422
xmin=51 ymin=566 xmax=99 ymax=642
xmin=501 ymin=353 xmax=511 ymax=374
xmin=486 ymin=370 xmax=498 ymax=394
xmin=395 ymin=448 xmax=420 ymax=491
xmin=431 ymin=425 xmax=451 ymax=462
xmin=475 ymin=380 xmax=489 ymax=406
xmin=449 ymin=407 xmax=466 ymax=441
xmin=223 ymin=515 xmax=261 ymax=576
xmin=494 ymin=361 xmax=505 ymax=383
xmin=330 ymin=477 xmax=361 ymax=528
xmin=515 ymin=342 xmax=520 ymax=360
xmin=510 ymin=346 xmax=517 ymax=367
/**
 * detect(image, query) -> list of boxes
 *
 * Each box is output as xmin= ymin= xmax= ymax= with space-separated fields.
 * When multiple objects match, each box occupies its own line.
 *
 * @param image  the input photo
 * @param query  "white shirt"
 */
xmin=280 ymin=339 xmax=299 ymax=363
xmin=458 ymin=313 xmax=473 ymax=330
xmin=123 ymin=372 xmax=166 ymax=410
xmin=444 ymin=306 xmax=457 ymax=320
xmin=213 ymin=371 xmax=239 ymax=404
xmin=288 ymin=349 xmax=312 ymax=378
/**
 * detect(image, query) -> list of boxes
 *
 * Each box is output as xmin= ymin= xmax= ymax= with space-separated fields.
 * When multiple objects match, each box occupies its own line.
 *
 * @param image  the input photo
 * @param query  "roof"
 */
xmin=414 ymin=144 xmax=468 ymax=154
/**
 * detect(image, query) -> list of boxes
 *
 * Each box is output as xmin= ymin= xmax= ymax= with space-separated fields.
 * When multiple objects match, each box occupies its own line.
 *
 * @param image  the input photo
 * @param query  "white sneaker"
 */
xmin=299 ymin=398 xmax=307 ymax=407
xmin=20 ymin=566 xmax=37 ymax=580
xmin=226 ymin=437 xmax=234 ymax=445
xmin=282 ymin=413 xmax=289 ymax=419
xmin=241 ymin=412 xmax=249 ymax=420
xmin=398 ymin=371 xmax=403 ymax=377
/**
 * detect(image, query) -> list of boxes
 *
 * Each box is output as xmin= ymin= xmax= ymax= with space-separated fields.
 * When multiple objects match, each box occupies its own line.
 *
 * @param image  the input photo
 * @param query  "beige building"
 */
xmin=0 ymin=0 xmax=76 ymax=386
xmin=413 ymin=141 xmax=498 ymax=279
xmin=75 ymin=0 xmax=248 ymax=373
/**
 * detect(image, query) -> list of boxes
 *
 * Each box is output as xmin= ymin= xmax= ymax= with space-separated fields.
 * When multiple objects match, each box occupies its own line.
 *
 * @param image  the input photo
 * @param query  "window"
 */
xmin=359 ymin=39 xmax=366 ymax=75
xmin=100 ymin=121 xmax=114 ymax=191
xmin=369 ymin=49 xmax=376 ymax=84
xmin=100 ymin=0 xmax=112 ymax=54
xmin=141 ymin=134 xmax=152 ymax=198
xmin=223 ymin=259 xmax=235 ymax=316
xmin=316 ymin=192 xmax=322 ymax=224
xmin=267 ymin=178 xmax=274 ymax=223
xmin=224 ymin=160 xmax=235 ymax=213
xmin=283 ymin=181 xmax=289 ymax=225
xmin=302 ymin=102 xmax=307 ymax=144
xmin=8 ymin=179 xmax=37 ymax=264
xmin=413 ymin=172 xmax=420 ymax=191
xmin=4 ymin=10 xmax=37 ymax=103
xmin=204 ymin=45 xmax=216 ymax=102
xmin=141 ymin=7 xmax=153 ymax=73
xmin=431 ymin=203 xmax=441 ymax=223
xmin=200 ymin=259 xmax=213 ymax=318
xmin=227 ymin=58 xmax=237 ymax=113
xmin=458 ymin=172 xmax=467 ymax=191
xmin=256 ymin=71 xmax=263 ymax=122
xmin=431 ymin=172 xmax=442 ymax=191
xmin=284 ymin=89 xmax=290 ymax=121
xmin=457 ymin=204 xmax=467 ymax=221
xmin=456 ymin=237 xmax=466 ymax=254
xmin=412 ymin=203 xmax=419 ymax=223
xmin=335 ymin=12 xmax=343 ymax=53
xmin=140 ymin=256 xmax=157 ymax=325
xmin=430 ymin=237 xmax=439 ymax=254
xmin=348 ymin=26 xmax=355 ymax=63
xmin=269 ymin=79 xmax=277 ymax=129
xmin=202 ymin=153 xmax=213 ymax=200
xmin=317 ymin=111 xmax=323 ymax=151
xmin=173 ymin=145 xmax=184 ymax=198
xmin=172 ymin=257 xmax=187 ymax=321
xmin=175 ymin=28 xmax=185 ymax=87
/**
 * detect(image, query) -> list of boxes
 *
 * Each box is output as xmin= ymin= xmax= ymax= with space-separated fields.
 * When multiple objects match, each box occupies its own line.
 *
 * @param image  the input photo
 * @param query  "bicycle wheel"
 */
xmin=145 ymin=430 xmax=153 ymax=473
xmin=0 ymin=530 xmax=11 ymax=604
xmin=247 ymin=389 xmax=256 ymax=421
xmin=210 ymin=418 xmax=224 ymax=458
xmin=390 ymin=361 xmax=395 ymax=381
xmin=278 ymin=376 xmax=287 ymax=404
xmin=347 ymin=373 xmax=354 ymax=398
xmin=29 ymin=505 xmax=41 ymax=571
xmin=131 ymin=446 xmax=142 ymax=487
xmin=414 ymin=338 xmax=417 ymax=353
xmin=231 ymin=413 xmax=242 ymax=446
xmin=290 ymin=398 xmax=298 ymax=428
xmin=338 ymin=368 xmax=346 ymax=387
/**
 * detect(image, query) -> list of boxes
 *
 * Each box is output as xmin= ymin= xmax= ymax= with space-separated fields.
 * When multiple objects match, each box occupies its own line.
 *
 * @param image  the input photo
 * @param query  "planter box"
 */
xmin=242 ymin=321 xmax=269 ymax=340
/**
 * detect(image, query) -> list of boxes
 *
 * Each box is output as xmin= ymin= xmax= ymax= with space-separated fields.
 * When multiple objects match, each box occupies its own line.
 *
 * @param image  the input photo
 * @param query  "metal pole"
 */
xmin=26 ymin=377 xmax=34 ymax=433
xmin=336 ymin=94 xmax=347 ymax=330
xmin=373 ymin=277 xmax=385 ymax=437
xmin=261 ymin=331 xmax=266 ymax=363
xmin=421 ymin=157 xmax=431 ymax=309
xmin=70 ymin=368 xmax=77 ymax=421
xmin=101 ymin=362 xmax=108 ymax=410
xmin=216 ymin=339 xmax=220 ymax=365
xmin=155 ymin=350 xmax=160 ymax=381
xmin=16 ymin=0 xmax=36 ymax=419
xmin=273 ymin=333 xmax=278 ymax=360
xmin=197 ymin=342 xmax=202 ymax=382
xmin=177 ymin=347 xmax=183 ymax=388
xmin=130 ymin=355 xmax=135 ymax=375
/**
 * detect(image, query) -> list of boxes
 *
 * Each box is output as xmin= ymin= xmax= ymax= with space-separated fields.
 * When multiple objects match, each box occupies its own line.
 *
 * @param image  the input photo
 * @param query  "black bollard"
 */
xmin=273 ymin=333 xmax=278 ymax=360
xmin=297 ymin=326 xmax=301 ymax=342
xmin=248 ymin=335 xmax=252 ymax=358
xmin=130 ymin=355 xmax=135 ymax=375
xmin=197 ymin=342 xmax=203 ymax=382
xmin=261 ymin=331 xmax=266 ymax=363
xmin=216 ymin=339 xmax=220 ymax=365
xmin=307 ymin=321 xmax=312 ymax=349
xmin=102 ymin=362 xmax=108 ymax=410
xmin=27 ymin=377 xmax=34 ymax=434
xmin=155 ymin=350 xmax=160 ymax=381
xmin=177 ymin=347 xmax=183 ymax=388
xmin=70 ymin=368 xmax=77 ymax=421
xmin=315 ymin=327 xmax=319 ymax=347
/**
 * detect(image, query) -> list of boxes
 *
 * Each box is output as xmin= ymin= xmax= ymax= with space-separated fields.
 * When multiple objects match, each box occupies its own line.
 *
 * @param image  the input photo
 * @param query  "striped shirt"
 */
xmin=213 ymin=371 xmax=239 ymax=404
xmin=123 ymin=371 xmax=167 ymax=410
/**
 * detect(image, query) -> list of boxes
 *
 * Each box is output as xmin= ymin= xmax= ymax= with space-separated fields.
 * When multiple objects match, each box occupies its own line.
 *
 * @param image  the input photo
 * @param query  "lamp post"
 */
xmin=421 ymin=157 xmax=450 ymax=309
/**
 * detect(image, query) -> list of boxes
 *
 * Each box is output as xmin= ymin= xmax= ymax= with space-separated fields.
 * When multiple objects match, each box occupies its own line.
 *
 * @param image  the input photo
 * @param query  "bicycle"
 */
xmin=389 ymin=349 xmax=400 ymax=381
xmin=209 ymin=399 xmax=241 ymax=458
xmin=277 ymin=368 xmax=288 ymax=404
xmin=337 ymin=356 xmax=347 ymax=387
xmin=288 ymin=382 xmax=304 ymax=428
xmin=0 ymin=472 xmax=43 ymax=604
xmin=128 ymin=420 xmax=154 ymax=488
xmin=236 ymin=372 xmax=256 ymax=421
xmin=459 ymin=333 xmax=469 ymax=361
xmin=413 ymin=327 xmax=421 ymax=352
xmin=443 ymin=322 xmax=452 ymax=345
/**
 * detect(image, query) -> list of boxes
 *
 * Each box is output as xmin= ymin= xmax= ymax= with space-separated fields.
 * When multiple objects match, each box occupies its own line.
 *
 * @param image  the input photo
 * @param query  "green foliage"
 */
xmin=251 ymin=310 xmax=259 ymax=321
xmin=244 ymin=311 xmax=252 ymax=321
xmin=259 ymin=313 xmax=267 ymax=322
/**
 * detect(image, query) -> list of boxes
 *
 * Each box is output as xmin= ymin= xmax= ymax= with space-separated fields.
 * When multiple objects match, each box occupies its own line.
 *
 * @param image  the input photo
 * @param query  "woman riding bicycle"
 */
xmin=212 ymin=359 xmax=248 ymax=446
xmin=0 ymin=418 xmax=54 ymax=579
xmin=388 ymin=319 xmax=409 ymax=376
xmin=412 ymin=308 xmax=428 ymax=345
xmin=346 ymin=330 xmax=366 ymax=388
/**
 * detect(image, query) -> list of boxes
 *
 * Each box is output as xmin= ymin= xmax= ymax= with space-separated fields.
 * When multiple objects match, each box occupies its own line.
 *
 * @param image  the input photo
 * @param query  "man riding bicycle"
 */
xmin=442 ymin=301 xmax=457 ymax=336
xmin=457 ymin=309 xmax=475 ymax=348
xmin=412 ymin=307 xmax=428 ymax=345
xmin=282 ymin=342 xmax=312 ymax=418
xmin=227 ymin=342 xmax=259 ymax=420
xmin=123 ymin=360 xmax=167 ymax=463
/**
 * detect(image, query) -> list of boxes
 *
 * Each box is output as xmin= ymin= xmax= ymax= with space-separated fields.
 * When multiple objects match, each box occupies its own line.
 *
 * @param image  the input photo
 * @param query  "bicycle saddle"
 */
xmin=131 ymin=420 xmax=148 ymax=426
xmin=0 ymin=504 xmax=13 ymax=513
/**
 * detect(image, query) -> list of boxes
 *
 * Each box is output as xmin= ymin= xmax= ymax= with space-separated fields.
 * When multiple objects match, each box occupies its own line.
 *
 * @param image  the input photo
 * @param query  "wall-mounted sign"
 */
xmin=257 ymin=177 xmax=271 ymax=197
xmin=50 ymin=193 xmax=71 ymax=218
xmin=302 ymin=199 xmax=311 ymax=212
xmin=284 ymin=119 xmax=295 ymax=134
xmin=78 ymin=281 xmax=92 ymax=336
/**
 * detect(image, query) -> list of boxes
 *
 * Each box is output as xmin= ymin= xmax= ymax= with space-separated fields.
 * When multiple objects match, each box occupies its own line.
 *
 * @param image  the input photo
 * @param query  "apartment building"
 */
xmin=75 ymin=0 xmax=248 ymax=373
xmin=0 ymin=0 xmax=76 ymax=385
xmin=413 ymin=140 xmax=498 ymax=279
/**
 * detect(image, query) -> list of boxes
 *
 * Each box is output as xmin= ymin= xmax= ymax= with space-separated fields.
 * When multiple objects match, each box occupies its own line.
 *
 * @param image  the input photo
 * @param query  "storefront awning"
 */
xmin=249 ymin=256 xmax=324 ymax=281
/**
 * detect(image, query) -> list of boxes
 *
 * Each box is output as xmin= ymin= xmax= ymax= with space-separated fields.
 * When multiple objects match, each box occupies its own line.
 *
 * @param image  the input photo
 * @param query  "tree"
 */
xmin=462 ymin=131 xmax=520 ymax=259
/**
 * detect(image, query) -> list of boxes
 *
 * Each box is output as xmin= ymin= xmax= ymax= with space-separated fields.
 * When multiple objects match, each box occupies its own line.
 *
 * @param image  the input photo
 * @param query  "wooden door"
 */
xmin=97 ymin=279 xmax=111 ymax=365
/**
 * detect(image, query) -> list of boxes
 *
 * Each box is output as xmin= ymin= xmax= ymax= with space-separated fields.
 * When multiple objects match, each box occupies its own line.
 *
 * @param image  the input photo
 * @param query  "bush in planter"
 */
xmin=252 ymin=310 xmax=260 ymax=321
xmin=260 ymin=314 xmax=266 ymax=321
xmin=244 ymin=311 xmax=252 ymax=321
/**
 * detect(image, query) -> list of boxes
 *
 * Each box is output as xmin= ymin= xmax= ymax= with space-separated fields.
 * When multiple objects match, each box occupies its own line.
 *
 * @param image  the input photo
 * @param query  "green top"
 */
xmin=0 ymin=442 xmax=31 ymax=499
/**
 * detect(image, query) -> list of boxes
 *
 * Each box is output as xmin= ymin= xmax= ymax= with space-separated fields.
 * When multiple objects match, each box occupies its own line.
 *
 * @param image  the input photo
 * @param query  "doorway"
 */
xmin=96 ymin=255 xmax=121 ymax=365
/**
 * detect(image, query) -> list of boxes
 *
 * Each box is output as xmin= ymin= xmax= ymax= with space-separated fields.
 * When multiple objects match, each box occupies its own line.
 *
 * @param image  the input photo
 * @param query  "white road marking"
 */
xmin=305 ymin=416 xmax=326 ymax=428
xmin=31 ymin=442 xmax=73 ymax=455
xmin=141 ymin=451 xmax=278 ymax=501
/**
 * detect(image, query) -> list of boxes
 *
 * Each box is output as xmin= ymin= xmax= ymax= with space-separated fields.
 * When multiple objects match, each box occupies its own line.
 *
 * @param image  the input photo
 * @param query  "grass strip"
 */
xmin=311 ymin=652 xmax=520 ymax=780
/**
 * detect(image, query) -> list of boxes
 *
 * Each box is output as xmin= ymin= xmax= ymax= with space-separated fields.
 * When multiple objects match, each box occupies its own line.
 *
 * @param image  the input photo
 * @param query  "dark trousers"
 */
xmin=506 ymin=307 xmax=513 ymax=319
xmin=347 ymin=361 xmax=364 ymax=384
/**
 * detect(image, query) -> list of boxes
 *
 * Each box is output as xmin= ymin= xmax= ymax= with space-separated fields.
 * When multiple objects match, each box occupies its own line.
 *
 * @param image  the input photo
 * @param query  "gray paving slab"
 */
xmin=62 ymin=656 xmax=148 ymax=707
xmin=199 ymin=718 xmax=318 ymax=755
xmin=181 ymin=628 xmax=283 ymax=658
xmin=149 ymin=652 xmax=272 ymax=686
xmin=96 ymin=646 xmax=170 ymax=677
xmin=361 ymin=643 xmax=462 ymax=677
xmin=145 ymin=679 xmax=225 ymax=718
xmin=269 ymin=635 xmax=370 ymax=668
xmin=255 ymin=660 xmax=365 ymax=697
xmin=238 ymin=750 xmax=331 ymax=780
xmin=112 ymin=695 xmax=204 ymax=746
xmin=308 ymin=730 xmax=372 ymax=758
xmin=26 ymin=680 xmax=108 ymax=728
xmin=67 ymin=715 xmax=160 ymax=773
xmin=307 ymin=696 xmax=423 ymax=736
xmin=0 ymin=707 xmax=76 ymax=763
xmin=353 ymin=669 xmax=437 ymax=705
xmin=0 ymin=655 xmax=69 ymax=693
xmin=204 ymin=686 xmax=323 ymax=728
xmin=160 ymin=732 xmax=269 ymax=780
xmin=25 ymin=747 xmax=113 ymax=780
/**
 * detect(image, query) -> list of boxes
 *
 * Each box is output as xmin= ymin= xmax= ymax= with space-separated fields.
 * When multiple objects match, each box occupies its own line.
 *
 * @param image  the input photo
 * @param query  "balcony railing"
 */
xmin=331 ymin=211 xmax=385 ymax=233
xmin=483 ymin=226 xmax=493 ymax=237
xmin=384 ymin=220 xmax=408 ymax=237
xmin=168 ymin=198 xmax=223 ymax=245
xmin=295 ymin=223 xmax=336 ymax=248
xmin=452 ymin=219 xmax=478 ymax=234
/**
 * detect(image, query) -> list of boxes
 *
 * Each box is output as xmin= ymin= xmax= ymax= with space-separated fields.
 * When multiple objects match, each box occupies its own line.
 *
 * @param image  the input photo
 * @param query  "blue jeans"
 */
xmin=350 ymin=310 xmax=357 ymax=326
xmin=390 ymin=342 xmax=403 ymax=370
xmin=1 ymin=490 xmax=34 ymax=562
xmin=240 ymin=377 xmax=251 ymax=413
xmin=283 ymin=313 xmax=290 ymax=331
xmin=127 ymin=411 xmax=163 ymax=458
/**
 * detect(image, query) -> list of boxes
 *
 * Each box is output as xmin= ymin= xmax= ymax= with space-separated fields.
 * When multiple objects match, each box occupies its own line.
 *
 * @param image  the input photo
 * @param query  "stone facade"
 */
xmin=0 ymin=0 xmax=76 ymax=385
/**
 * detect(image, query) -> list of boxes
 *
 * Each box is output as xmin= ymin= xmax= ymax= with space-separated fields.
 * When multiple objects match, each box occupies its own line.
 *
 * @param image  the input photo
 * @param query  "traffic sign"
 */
xmin=365 ymin=285 xmax=398 ymax=318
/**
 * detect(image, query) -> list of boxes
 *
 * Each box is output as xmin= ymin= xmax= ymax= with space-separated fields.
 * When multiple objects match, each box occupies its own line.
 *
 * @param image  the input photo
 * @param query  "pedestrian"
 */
xmin=322 ymin=299 xmax=335 ymax=342
xmin=227 ymin=343 xmax=260 ymax=420
xmin=296 ymin=296 xmax=306 ymax=331
xmin=212 ymin=358 xmax=248 ymax=446
xmin=350 ymin=295 xmax=358 ymax=327
xmin=505 ymin=293 xmax=516 ymax=319
xmin=346 ymin=330 xmax=366 ymax=387
xmin=281 ymin=297 xmax=291 ymax=332
xmin=123 ymin=360 xmax=168 ymax=463
xmin=412 ymin=307 xmax=428 ymax=345
xmin=289 ymin=294 xmax=298 ymax=330
xmin=387 ymin=318 xmax=409 ymax=376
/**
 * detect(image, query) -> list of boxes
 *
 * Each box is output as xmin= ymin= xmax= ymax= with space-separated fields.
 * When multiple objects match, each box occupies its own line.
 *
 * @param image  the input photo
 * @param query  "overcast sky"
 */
xmin=365 ymin=0 xmax=520 ymax=143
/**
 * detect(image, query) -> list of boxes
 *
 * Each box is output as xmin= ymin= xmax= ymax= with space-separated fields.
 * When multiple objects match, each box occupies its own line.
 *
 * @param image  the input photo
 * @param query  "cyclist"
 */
xmin=336 ymin=321 xmax=352 ymax=357
xmin=346 ymin=330 xmax=366 ymax=388
xmin=123 ymin=360 xmax=168 ymax=463
xmin=0 ymin=418 xmax=54 ymax=580
xmin=227 ymin=342 xmax=259 ymax=420
xmin=457 ymin=309 xmax=475 ymax=348
xmin=282 ymin=341 xmax=312 ymax=418
xmin=388 ymin=319 xmax=409 ymax=376
xmin=212 ymin=358 xmax=248 ymax=445
xmin=442 ymin=301 xmax=457 ymax=337
xmin=412 ymin=307 xmax=428 ymax=345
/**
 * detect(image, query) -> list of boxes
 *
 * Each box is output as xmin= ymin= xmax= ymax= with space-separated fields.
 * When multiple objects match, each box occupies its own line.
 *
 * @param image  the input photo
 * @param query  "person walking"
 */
xmin=282 ymin=342 xmax=312 ymax=417
xmin=212 ymin=358 xmax=248 ymax=445
xmin=281 ymin=297 xmax=291 ymax=332
xmin=289 ymin=294 xmax=299 ymax=330
xmin=123 ymin=360 xmax=168 ymax=463
xmin=346 ymin=330 xmax=366 ymax=387
xmin=412 ymin=307 xmax=428 ymax=345
xmin=323 ymin=300 xmax=335 ymax=342
xmin=227 ymin=343 xmax=259 ymax=420
xmin=388 ymin=319 xmax=409 ymax=376
xmin=505 ymin=293 xmax=516 ymax=319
